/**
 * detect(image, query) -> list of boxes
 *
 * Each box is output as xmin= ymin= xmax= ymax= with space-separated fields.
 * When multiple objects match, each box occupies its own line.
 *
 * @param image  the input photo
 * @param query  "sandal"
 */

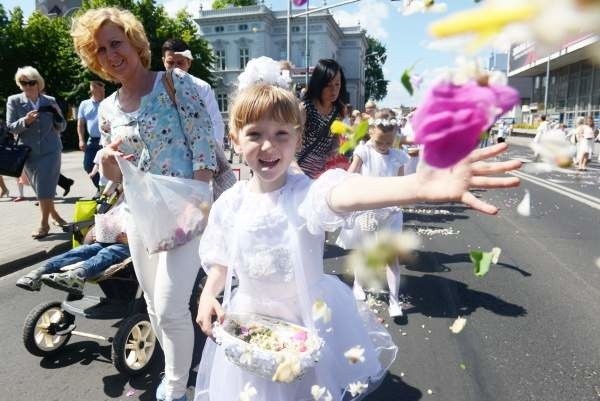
xmin=32 ymin=225 xmax=50 ymax=239
xmin=52 ymin=219 xmax=70 ymax=232
xmin=41 ymin=272 xmax=85 ymax=296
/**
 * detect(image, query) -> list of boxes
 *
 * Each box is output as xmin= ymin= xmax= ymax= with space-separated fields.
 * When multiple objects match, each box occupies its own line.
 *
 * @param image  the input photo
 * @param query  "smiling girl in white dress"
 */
xmin=335 ymin=109 xmax=409 ymax=317
xmin=194 ymin=58 xmax=521 ymax=401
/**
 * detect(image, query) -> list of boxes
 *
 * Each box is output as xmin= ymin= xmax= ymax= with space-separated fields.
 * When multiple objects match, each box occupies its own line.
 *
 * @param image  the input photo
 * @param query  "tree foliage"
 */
xmin=364 ymin=35 xmax=388 ymax=102
xmin=212 ymin=0 xmax=257 ymax=10
xmin=0 ymin=0 xmax=214 ymax=115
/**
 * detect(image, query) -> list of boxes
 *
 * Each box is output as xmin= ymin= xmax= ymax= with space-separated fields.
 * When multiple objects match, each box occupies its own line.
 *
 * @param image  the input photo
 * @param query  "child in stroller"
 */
xmin=16 ymin=189 xmax=130 ymax=296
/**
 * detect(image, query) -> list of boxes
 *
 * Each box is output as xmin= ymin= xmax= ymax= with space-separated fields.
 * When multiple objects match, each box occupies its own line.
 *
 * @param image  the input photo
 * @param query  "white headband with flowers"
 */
xmin=368 ymin=118 xmax=399 ymax=127
xmin=237 ymin=56 xmax=292 ymax=91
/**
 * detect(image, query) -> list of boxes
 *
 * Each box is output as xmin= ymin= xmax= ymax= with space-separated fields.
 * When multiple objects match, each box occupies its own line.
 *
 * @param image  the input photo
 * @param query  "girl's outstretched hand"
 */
xmin=415 ymin=143 xmax=521 ymax=215
xmin=196 ymin=294 xmax=225 ymax=337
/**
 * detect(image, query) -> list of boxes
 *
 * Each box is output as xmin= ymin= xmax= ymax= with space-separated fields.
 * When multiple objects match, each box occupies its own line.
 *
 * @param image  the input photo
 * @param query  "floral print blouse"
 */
xmin=98 ymin=69 xmax=217 ymax=178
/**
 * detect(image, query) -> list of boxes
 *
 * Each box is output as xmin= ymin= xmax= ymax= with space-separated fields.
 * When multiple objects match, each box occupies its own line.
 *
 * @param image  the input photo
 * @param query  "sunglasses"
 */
xmin=19 ymin=80 xmax=37 ymax=87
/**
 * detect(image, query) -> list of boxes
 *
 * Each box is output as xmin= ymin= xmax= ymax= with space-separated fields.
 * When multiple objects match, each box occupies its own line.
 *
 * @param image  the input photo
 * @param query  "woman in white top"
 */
xmin=575 ymin=116 xmax=595 ymax=171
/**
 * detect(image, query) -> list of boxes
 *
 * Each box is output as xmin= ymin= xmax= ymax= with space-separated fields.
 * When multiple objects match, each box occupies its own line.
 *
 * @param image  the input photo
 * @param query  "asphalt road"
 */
xmin=1 ymin=142 xmax=599 ymax=401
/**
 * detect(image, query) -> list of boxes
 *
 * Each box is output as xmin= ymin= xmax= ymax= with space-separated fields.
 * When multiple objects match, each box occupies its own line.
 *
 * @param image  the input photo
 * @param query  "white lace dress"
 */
xmin=194 ymin=170 xmax=397 ymax=401
xmin=335 ymin=142 xmax=409 ymax=250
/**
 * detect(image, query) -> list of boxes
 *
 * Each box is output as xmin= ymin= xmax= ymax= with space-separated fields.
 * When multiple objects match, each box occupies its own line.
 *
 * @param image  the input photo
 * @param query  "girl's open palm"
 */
xmin=416 ymin=143 xmax=521 ymax=215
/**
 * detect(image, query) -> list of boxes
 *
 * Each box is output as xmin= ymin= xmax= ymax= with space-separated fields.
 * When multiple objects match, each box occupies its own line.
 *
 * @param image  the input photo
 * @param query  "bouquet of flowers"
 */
xmin=213 ymin=313 xmax=323 ymax=383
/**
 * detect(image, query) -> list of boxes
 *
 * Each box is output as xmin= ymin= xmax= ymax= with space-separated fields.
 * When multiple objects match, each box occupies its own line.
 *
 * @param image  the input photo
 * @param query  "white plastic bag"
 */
xmin=117 ymin=158 xmax=212 ymax=254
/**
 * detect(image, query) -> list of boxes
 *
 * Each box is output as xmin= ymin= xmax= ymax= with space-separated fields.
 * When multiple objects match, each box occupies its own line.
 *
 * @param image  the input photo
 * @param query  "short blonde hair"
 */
xmin=71 ymin=7 xmax=151 ymax=82
xmin=229 ymin=84 xmax=302 ymax=139
xmin=15 ymin=66 xmax=45 ymax=92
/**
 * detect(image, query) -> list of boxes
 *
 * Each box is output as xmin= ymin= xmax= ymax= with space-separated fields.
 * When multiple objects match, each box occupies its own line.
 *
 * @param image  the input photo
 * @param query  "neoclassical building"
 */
xmin=35 ymin=0 xmax=81 ymax=16
xmin=195 ymin=4 xmax=367 ymax=121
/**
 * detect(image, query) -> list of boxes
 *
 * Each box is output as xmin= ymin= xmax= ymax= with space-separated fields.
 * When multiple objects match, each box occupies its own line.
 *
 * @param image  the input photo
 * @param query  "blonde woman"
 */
xmin=6 ymin=66 xmax=67 ymax=238
xmin=71 ymin=8 xmax=217 ymax=401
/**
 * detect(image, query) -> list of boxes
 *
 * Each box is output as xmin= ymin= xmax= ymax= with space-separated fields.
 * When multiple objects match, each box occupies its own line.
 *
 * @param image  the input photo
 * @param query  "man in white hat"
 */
xmin=162 ymin=38 xmax=225 ymax=148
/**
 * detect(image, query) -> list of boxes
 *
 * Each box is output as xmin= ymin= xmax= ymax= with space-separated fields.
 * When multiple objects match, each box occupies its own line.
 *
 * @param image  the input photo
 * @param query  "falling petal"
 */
xmin=312 ymin=300 xmax=332 ymax=323
xmin=344 ymin=345 xmax=366 ymax=364
xmin=239 ymin=382 xmax=257 ymax=401
xmin=348 ymin=381 xmax=369 ymax=397
xmin=449 ymin=316 xmax=467 ymax=333
xmin=595 ymin=258 xmax=600 ymax=269
xmin=517 ymin=189 xmax=531 ymax=217
xmin=126 ymin=389 xmax=136 ymax=397
xmin=490 ymin=247 xmax=501 ymax=264
xmin=459 ymin=363 xmax=467 ymax=370
xmin=427 ymin=389 xmax=434 ymax=395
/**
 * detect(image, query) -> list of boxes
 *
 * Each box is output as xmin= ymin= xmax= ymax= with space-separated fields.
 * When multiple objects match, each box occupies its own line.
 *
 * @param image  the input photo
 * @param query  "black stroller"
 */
xmin=21 ymin=183 xmax=207 ymax=375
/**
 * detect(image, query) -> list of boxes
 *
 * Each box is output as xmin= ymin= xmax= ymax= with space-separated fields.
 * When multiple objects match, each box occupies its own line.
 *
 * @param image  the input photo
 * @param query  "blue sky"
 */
xmin=3 ymin=0 xmax=486 ymax=107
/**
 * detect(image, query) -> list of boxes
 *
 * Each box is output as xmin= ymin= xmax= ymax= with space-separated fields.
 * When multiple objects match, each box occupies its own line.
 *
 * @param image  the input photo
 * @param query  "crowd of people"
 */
xmin=5 ymin=5 xmax=582 ymax=401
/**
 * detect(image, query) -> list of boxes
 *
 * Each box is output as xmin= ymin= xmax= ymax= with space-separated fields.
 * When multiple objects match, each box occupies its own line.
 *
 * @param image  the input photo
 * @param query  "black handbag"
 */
xmin=0 ymin=136 xmax=31 ymax=177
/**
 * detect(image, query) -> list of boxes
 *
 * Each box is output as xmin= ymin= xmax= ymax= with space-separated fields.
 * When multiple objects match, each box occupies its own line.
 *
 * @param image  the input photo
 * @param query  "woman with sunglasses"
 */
xmin=6 ymin=66 xmax=68 ymax=239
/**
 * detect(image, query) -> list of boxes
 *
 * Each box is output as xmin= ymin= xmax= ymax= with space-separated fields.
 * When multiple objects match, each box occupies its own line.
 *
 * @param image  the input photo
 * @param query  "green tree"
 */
xmin=212 ymin=0 xmax=257 ymax=10
xmin=364 ymin=35 xmax=388 ymax=102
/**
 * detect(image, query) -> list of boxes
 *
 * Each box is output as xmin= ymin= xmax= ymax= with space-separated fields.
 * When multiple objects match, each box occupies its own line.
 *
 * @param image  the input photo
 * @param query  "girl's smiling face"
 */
xmin=233 ymin=118 xmax=301 ymax=192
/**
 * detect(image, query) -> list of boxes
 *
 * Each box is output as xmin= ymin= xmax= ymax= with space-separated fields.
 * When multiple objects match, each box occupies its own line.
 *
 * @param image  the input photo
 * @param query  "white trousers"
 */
xmin=127 ymin=227 xmax=201 ymax=400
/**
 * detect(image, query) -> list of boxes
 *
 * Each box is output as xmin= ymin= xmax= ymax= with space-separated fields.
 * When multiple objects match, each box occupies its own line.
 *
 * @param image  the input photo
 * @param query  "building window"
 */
xmin=214 ymin=50 xmax=226 ymax=70
xmin=292 ymin=26 xmax=301 ymax=33
xmin=239 ymin=48 xmax=250 ymax=69
xmin=239 ymin=24 xmax=248 ymax=31
xmin=215 ymin=26 xmax=225 ymax=32
xmin=217 ymin=94 xmax=228 ymax=112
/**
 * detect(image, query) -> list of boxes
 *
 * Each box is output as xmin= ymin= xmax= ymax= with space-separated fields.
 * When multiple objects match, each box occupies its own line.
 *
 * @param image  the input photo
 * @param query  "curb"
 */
xmin=0 ymin=240 xmax=71 ymax=278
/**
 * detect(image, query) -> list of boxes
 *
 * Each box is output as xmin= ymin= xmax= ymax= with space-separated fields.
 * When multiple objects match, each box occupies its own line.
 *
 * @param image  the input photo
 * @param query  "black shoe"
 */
xmin=63 ymin=179 xmax=74 ymax=197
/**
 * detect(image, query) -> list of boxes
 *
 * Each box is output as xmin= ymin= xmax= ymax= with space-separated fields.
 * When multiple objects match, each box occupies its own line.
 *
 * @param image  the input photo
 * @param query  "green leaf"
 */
xmin=469 ymin=250 xmax=494 ymax=277
xmin=401 ymin=69 xmax=414 ymax=96
xmin=459 ymin=363 xmax=466 ymax=370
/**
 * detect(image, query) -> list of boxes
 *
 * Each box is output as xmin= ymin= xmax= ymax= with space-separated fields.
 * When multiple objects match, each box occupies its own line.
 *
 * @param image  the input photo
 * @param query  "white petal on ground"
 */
xmin=312 ymin=299 xmax=332 ymax=324
xmin=348 ymin=381 xmax=369 ymax=397
xmin=595 ymin=257 xmax=600 ymax=269
xmin=490 ymin=247 xmax=502 ymax=264
xmin=449 ymin=316 xmax=467 ymax=334
xmin=344 ymin=345 xmax=366 ymax=364
xmin=517 ymin=189 xmax=531 ymax=217
xmin=238 ymin=382 xmax=257 ymax=401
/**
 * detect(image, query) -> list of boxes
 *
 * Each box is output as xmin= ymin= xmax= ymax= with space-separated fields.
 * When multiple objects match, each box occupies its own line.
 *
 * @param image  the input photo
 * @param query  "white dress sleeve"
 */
xmin=297 ymin=169 xmax=361 ymax=235
xmin=199 ymin=189 xmax=235 ymax=273
xmin=353 ymin=142 xmax=368 ymax=162
xmin=391 ymin=148 xmax=410 ymax=170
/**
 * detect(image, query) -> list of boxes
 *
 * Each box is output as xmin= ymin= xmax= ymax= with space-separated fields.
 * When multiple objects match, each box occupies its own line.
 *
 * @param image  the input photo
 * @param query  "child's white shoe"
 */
xmin=388 ymin=301 xmax=403 ymax=318
xmin=352 ymin=281 xmax=366 ymax=301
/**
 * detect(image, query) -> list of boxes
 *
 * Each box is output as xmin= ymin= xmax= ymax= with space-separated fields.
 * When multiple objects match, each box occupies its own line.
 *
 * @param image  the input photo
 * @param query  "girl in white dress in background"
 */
xmin=195 ymin=58 xmax=521 ymax=401
xmin=336 ymin=109 xmax=409 ymax=317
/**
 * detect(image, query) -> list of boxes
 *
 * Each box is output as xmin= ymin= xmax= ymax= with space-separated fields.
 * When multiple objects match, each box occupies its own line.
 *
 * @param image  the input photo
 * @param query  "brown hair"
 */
xmin=229 ymin=84 xmax=303 ymax=139
xmin=71 ymin=7 xmax=151 ymax=82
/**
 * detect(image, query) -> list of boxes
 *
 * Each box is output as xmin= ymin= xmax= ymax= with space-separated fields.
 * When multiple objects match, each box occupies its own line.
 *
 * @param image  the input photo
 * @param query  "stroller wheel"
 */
xmin=112 ymin=313 xmax=159 ymax=375
xmin=23 ymin=301 xmax=74 ymax=356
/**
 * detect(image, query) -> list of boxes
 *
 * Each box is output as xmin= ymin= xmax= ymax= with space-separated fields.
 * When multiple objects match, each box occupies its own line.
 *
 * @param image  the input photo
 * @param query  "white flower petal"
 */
xmin=312 ymin=300 xmax=332 ymax=324
xmin=348 ymin=381 xmax=369 ymax=397
xmin=238 ymin=382 xmax=257 ymax=401
xmin=344 ymin=345 xmax=366 ymax=364
xmin=517 ymin=189 xmax=531 ymax=217
xmin=449 ymin=316 xmax=467 ymax=334
xmin=490 ymin=247 xmax=502 ymax=264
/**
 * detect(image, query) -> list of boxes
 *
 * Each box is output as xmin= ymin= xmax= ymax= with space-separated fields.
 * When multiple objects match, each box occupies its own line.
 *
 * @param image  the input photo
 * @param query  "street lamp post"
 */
xmin=543 ymin=55 xmax=550 ymax=116
xmin=286 ymin=0 xmax=362 ymax=62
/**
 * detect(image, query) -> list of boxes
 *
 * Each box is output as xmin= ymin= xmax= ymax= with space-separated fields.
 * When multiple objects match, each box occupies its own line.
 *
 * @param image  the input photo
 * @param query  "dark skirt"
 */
xmin=24 ymin=150 xmax=61 ymax=199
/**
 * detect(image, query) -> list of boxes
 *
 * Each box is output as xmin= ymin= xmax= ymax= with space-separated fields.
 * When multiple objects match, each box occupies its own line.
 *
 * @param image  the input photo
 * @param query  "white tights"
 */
xmin=354 ymin=260 xmax=402 ymax=305
xmin=127 ymin=228 xmax=201 ymax=400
